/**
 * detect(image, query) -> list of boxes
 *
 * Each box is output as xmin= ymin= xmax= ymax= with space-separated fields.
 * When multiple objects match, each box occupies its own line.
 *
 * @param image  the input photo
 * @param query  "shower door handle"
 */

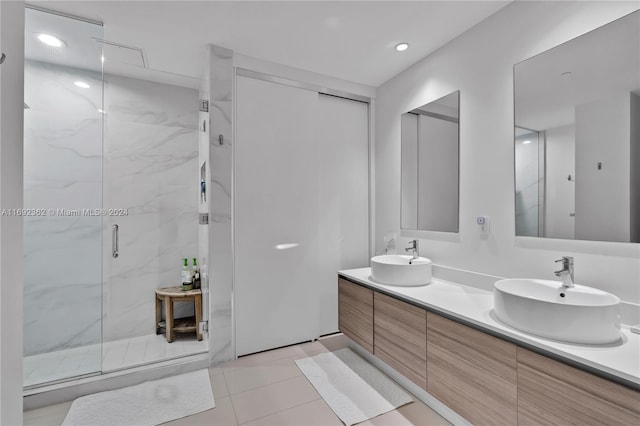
xmin=112 ymin=224 xmax=119 ymax=258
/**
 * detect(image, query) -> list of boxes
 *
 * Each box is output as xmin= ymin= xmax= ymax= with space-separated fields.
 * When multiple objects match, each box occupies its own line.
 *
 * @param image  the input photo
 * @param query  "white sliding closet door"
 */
xmin=235 ymin=76 xmax=369 ymax=356
xmin=316 ymin=94 xmax=369 ymax=335
xmin=235 ymin=76 xmax=321 ymax=356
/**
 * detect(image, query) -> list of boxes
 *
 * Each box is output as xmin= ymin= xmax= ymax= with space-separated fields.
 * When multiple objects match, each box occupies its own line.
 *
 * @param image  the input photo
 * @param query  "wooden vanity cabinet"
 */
xmin=337 ymin=277 xmax=640 ymax=426
xmin=427 ymin=312 xmax=518 ymax=426
xmin=338 ymin=278 xmax=373 ymax=352
xmin=517 ymin=348 xmax=640 ymax=426
xmin=373 ymin=292 xmax=427 ymax=390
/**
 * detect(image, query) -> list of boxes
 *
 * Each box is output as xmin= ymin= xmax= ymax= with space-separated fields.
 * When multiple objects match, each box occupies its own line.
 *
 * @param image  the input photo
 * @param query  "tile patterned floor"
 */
xmin=24 ymin=334 xmax=450 ymax=426
xmin=24 ymin=333 xmax=207 ymax=387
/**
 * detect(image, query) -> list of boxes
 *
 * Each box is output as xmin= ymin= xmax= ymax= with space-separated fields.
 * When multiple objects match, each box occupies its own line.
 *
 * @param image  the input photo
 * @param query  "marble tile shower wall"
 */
xmin=102 ymin=74 xmax=199 ymax=343
xmin=23 ymin=60 xmax=200 ymax=356
xmin=23 ymin=61 xmax=103 ymax=356
xmin=208 ymin=45 xmax=234 ymax=364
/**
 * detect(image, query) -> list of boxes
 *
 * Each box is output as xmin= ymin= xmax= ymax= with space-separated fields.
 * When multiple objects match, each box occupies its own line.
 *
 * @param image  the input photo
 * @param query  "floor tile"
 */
xmin=317 ymin=333 xmax=348 ymax=352
xmin=27 ymin=333 xmax=207 ymax=385
xmin=223 ymin=356 xmax=303 ymax=395
xmin=242 ymin=399 xmax=342 ymax=426
xmin=143 ymin=335 xmax=168 ymax=362
xmin=24 ymin=334 xmax=448 ymax=426
xmin=289 ymin=341 xmax=332 ymax=359
xmin=221 ymin=344 xmax=303 ymax=369
xmin=230 ymin=376 xmax=320 ymax=424
xmin=23 ymin=401 xmax=71 ymax=426
xmin=211 ymin=371 xmax=230 ymax=399
xmin=209 ymin=366 xmax=224 ymax=377
xmin=358 ymin=400 xmax=451 ymax=426
xmin=102 ymin=339 xmax=129 ymax=371
xmin=162 ymin=396 xmax=237 ymax=426
xmin=122 ymin=335 xmax=148 ymax=366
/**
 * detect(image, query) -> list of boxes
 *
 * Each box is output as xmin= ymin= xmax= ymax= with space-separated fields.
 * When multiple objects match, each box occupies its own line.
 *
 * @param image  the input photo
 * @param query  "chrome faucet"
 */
xmin=554 ymin=256 xmax=574 ymax=288
xmin=405 ymin=239 xmax=419 ymax=261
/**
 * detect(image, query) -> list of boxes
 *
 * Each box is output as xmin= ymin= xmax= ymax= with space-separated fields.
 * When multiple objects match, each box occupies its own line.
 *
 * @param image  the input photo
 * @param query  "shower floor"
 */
xmin=23 ymin=333 xmax=207 ymax=388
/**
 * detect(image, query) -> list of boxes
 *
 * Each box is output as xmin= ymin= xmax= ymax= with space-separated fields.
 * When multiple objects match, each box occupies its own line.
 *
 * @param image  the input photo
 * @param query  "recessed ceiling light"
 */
xmin=36 ymin=33 xmax=65 ymax=48
xmin=395 ymin=43 xmax=409 ymax=52
xmin=522 ymin=140 xmax=532 ymax=144
xmin=74 ymin=81 xmax=90 ymax=89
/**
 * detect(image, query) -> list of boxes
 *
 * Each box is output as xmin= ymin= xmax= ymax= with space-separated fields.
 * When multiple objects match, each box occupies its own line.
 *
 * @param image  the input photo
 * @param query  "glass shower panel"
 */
xmin=515 ymin=128 xmax=543 ymax=237
xmin=101 ymin=63 xmax=205 ymax=372
xmin=23 ymin=8 xmax=104 ymax=387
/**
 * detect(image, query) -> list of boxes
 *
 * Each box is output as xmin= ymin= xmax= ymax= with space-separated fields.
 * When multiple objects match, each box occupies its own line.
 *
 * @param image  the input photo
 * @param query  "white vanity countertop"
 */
xmin=339 ymin=267 xmax=640 ymax=389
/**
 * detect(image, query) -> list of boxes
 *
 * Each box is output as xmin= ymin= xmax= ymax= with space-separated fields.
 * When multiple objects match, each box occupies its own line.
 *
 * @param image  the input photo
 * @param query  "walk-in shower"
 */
xmin=23 ymin=6 xmax=207 ymax=389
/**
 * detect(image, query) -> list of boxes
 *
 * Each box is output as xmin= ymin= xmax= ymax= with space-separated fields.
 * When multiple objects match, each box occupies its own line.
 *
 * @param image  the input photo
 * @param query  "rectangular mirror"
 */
xmin=401 ymin=91 xmax=460 ymax=232
xmin=514 ymin=10 xmax=640 ymax=243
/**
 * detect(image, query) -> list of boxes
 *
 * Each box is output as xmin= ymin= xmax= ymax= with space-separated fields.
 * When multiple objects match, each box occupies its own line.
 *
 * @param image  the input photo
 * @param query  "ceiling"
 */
xmin=515 ymin=9 xmax=640 ymax=131
xmin=28 ymin=1 xmax=510 ymax=87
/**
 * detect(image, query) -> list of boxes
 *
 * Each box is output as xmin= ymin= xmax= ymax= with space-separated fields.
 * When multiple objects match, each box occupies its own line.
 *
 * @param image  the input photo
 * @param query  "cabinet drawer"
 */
xmin=427 ymin=312 xmax=517 ymax=425
xmin=374 ymin=292 xmax=427 ymax=390
xmin=338 ymin=278 xmax=373 ymax=352
xmin=517 ymin=347 xmax=640 ymax=426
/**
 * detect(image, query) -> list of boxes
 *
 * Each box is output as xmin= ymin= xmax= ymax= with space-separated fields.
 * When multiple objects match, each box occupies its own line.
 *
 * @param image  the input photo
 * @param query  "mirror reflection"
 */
xmin=514 ymin=10 xmax=640 ymax=243
xmin=401 ymin=91 xmax=459 ymax=232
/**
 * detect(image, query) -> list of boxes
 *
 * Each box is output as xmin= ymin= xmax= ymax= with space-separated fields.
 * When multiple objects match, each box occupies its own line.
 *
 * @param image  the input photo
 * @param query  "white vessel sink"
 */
xmin=370 ymin=255 xmax=432 ymax=286
xmin=494 ymin=278 xmax=621 ymax=344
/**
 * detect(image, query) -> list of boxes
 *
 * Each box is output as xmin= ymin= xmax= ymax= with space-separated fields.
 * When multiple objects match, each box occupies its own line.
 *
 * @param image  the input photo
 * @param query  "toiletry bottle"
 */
xmin=193 ymin=258 xmax=201 ymax=289
xmin=181 ymin=258 xmax=192 ymax=290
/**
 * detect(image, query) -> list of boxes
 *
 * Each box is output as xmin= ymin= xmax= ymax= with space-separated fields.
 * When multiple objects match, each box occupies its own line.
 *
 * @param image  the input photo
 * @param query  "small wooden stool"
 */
xmin=155 ymin=286 xmax=203 ymax=343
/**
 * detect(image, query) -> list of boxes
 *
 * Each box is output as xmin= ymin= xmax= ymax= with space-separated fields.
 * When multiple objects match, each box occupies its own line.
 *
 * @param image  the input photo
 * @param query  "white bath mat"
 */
xmin=295 ymin=348 xmax=413 ymax=425
xmin=62 ymin=369 xmax=215 ymax=426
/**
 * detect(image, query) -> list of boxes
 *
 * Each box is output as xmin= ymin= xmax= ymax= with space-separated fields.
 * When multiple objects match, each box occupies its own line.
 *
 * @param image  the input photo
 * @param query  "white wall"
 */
xmin=0 ymin=1 xmax=24 ymax=423
xmin=545 ymin=124 xmax=575 ymax=239
xmin=631 ymin=93 xmax=640 ymax=243
xmin=575 ymin=92 xmax=632 ymax=242
xmin=417 ymin=114 xmax=458 ymax=232
xmin=375 ymin=1 xmax=640 ymax=307
xmin=401 ymin=113 xmax=418 ymax=228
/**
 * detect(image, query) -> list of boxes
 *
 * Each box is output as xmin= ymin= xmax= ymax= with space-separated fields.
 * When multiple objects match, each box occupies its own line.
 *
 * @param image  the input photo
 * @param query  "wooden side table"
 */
xmin=155 ymin=286 xmax=203 ymax=343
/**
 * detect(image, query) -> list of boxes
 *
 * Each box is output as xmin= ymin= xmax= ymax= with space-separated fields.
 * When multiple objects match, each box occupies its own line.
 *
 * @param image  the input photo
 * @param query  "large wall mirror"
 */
xmin=514 ymin=10 xmax=640 ymax=243
xmin=401 ymin=91 xmax=459 ymax=232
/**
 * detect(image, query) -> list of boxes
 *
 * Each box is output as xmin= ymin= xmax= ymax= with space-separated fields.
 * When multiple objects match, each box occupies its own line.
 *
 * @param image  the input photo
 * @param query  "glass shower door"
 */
xmin=23 ymin=7 xmax=104 ymax=387
xmin=23 ymin=6 xmax=206 ymax=387
xmin=101 ymin=64 xmax=206 ymax=372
